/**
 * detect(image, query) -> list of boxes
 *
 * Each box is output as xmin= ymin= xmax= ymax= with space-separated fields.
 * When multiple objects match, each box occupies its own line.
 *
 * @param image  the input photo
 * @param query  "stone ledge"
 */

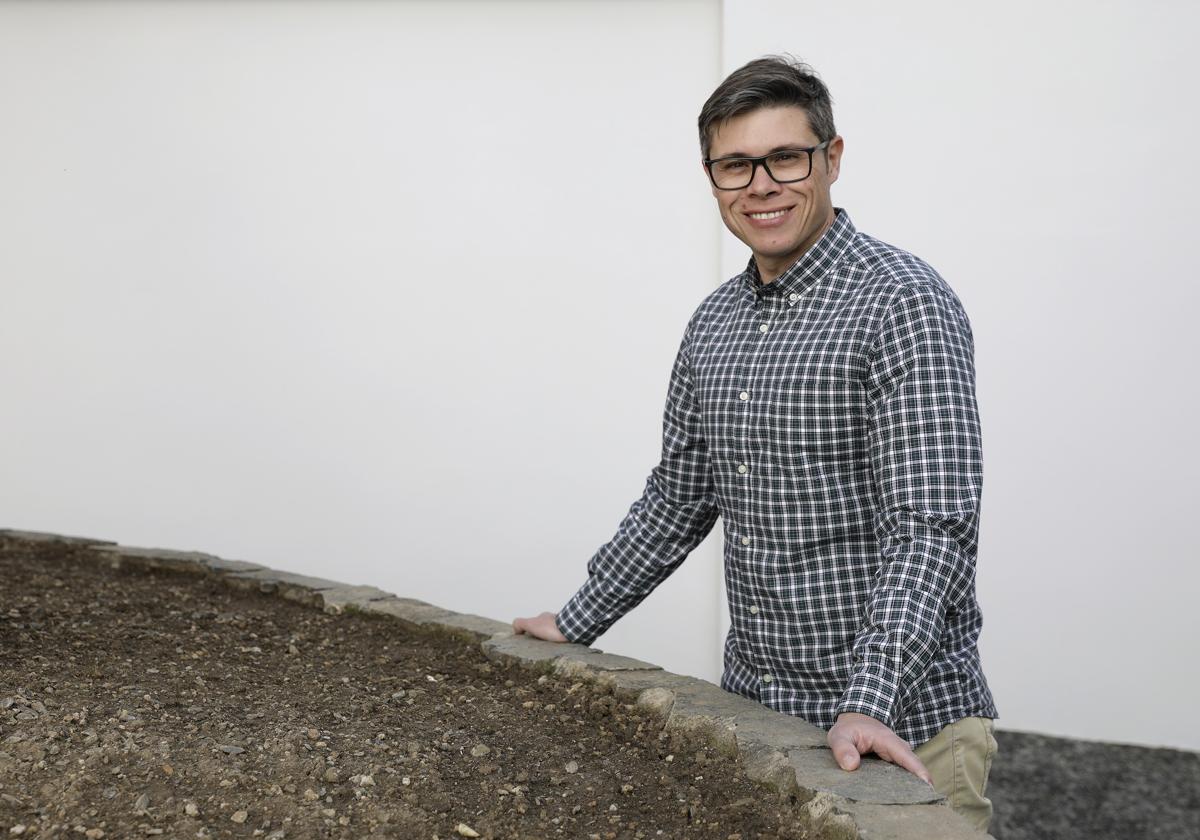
xmin=1 ymin=528 xmax=116 ymax=546
xmin=362 ymin=598 xmax=510 ymax=641
xmin=16 ymin=528 xmax=989 ymax=839
xmin=88 ymin=544 xmax=266 ymax=575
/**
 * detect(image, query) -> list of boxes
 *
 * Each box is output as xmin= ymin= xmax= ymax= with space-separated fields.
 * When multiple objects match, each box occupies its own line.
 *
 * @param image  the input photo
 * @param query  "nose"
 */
xmin=747 ymin=160 xmax=780 ymax=197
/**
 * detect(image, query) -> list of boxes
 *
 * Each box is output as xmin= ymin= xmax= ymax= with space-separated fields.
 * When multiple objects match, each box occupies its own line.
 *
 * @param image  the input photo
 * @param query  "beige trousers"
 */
xmin=913 ymin=716 xmax=998 ymax=833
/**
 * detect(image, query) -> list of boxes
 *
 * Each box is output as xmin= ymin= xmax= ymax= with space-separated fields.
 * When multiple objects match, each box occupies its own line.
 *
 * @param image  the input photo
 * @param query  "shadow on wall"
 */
xmin=988 ymin=730 xmax=1200 ymax=839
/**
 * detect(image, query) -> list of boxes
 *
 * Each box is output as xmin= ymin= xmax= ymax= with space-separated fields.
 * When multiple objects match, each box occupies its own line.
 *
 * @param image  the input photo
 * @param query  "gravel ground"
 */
xmin=0 ymin=536 xmax=813 ymax=839
xmin=988 ymin=729 xmax=1200 ymax=840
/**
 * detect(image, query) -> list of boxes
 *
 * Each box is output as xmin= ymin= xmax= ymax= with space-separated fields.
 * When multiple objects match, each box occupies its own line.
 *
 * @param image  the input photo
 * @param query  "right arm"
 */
xmin=514 ymin=319 xmax=719 ymax=646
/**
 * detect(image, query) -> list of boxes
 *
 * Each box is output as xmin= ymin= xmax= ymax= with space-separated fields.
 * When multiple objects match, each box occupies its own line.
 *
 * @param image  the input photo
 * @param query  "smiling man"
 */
xmin=513 ymin=56 xmax=998 ymax=832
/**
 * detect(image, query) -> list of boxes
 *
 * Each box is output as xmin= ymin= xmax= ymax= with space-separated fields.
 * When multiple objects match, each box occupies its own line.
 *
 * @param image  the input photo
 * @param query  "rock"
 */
xmin=185 ymin=803 xmax=199 ymax=817
xmin=133 ymin=792 xmax=150 ymax=813
xmin=323 ymin=767 xmax=339 ymax=783
xmin=470 ymin=744 xmax=490 ymax=758
xmin=84 ymin=831 xmax=104 ymax=839
xmin=307 ymin=729 xmax=319 ymax=740
xmin=9 ymin=826 xmax=27 ymax=836
xmin=218 ymin=744 xmax=245 ymax=755
xmin=455 ymin=824 xmax=480 ymax=838
xmin=350 ymin=774 xmax=375 ymax=786
xmin=303 ymin=788 xmax=319 ymax=801
xmin=231 ymin=810 xmax=248 ymax=824
xmin=565 ymin=760 xmax=579 ymax=774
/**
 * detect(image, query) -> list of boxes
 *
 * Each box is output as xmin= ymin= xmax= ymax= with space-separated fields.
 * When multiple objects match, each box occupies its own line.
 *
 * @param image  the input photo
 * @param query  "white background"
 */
xmin=2 ymin=1 xmax=1197 ymax=751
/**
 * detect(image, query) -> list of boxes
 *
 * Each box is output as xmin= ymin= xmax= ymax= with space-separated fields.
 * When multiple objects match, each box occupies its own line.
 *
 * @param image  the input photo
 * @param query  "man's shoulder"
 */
xmin=684 ymin=274 xmax=746 ymax=334
xmin=846 ymin=230 xmax=967 ymax=318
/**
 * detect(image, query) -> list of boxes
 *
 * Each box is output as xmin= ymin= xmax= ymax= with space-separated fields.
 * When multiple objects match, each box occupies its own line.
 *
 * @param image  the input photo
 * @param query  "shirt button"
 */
xmin=740 ymin=536 xmax=751 ymax=546
xmin=736 ymin=463 xmax=748 ymax=474
xmin=761 ymin=674 xmax=773 ymax=684
xmin=748 ymin=605 xmax=759 ymax=615
xmin=759 ymin=323 xmax=769 ymax=333
xmin=788 ymin=292 xmax=799 ymax=303
xmin=738 ymin=391 xmax=750 ymax=401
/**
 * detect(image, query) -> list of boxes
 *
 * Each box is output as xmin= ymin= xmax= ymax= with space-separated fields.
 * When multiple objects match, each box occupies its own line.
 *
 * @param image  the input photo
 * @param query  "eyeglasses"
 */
xmin=704 ymin=140 xmax=832 ymax=190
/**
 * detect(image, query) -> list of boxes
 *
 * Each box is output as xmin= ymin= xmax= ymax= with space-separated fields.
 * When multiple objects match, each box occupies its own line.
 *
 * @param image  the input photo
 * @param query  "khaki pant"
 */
xmin=913 ymin=716 xmax=998 ymax=833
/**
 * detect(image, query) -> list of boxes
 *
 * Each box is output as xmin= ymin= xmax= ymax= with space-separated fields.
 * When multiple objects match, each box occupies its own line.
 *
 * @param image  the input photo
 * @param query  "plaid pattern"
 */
xmin=556 ymin=210 xmax=997 ymax=746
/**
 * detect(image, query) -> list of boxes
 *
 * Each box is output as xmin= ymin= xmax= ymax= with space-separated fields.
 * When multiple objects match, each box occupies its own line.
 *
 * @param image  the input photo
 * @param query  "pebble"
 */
xmin=303 ymin=789 xmax=319 ymax=801
xmin=470 ymin=744 xmax=490 ymax=757
xmin=565 ymin=760 xmax=579 ymax=774
xmin=231 ymin=810 xmax=248 ymax=824
xmin=323 ymin=768 xmax=339 ymax=783
xmin=455 ymin=824 xmax=480 ymax=838
xmin=133 ymin=792 xmax=150 ymax=813
xmin=350 ymin=774 xmax=375 ymax=786
xmin=218 ymin=744 xmax=245 ymax=755
xmin=85 ymin=830 xmax=104 ymax=839
xmin=307 ymin=729 xmax=319 ymax=740
xmin=185 ymin=803 xmax=199 ymax=817
xmin=9 ymin=827 xmax=26 ymax=836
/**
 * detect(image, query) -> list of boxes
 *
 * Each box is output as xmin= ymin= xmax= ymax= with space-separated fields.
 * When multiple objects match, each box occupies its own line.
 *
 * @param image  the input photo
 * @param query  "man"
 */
xmin=513 ymin=56 xmax=998 ymax=831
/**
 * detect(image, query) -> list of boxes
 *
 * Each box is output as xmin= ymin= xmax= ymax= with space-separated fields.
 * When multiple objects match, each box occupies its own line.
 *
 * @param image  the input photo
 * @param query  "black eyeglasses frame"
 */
xmin=703 ymin=140 xmax=833 ymax=190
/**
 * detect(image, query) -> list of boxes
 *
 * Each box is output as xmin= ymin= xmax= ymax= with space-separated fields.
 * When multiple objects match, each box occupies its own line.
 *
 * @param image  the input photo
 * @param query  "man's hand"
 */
xmin=827 ymin=712 xmax=933 ymax=785
xmin=511 ymin=611 xmax=568 ymax=643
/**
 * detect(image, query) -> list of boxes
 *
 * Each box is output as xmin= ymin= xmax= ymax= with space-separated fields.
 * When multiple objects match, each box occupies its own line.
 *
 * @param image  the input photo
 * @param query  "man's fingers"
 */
xmin=872 ymin=738 xmax=933 ymax=785
xmin=511 ymin=613 xmax=567 ymax=643
xmin=827 ymin=732 xmax=862 ymax=771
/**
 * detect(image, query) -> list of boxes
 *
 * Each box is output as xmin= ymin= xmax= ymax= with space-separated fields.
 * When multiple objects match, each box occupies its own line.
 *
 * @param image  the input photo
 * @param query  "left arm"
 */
xmin=831 ymin=281 xmax=983 ymax=771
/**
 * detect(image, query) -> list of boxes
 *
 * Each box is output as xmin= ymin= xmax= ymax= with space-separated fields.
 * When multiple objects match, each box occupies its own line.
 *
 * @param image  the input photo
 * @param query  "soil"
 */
xmin=0 ymin=536 xmax=810 ymax=839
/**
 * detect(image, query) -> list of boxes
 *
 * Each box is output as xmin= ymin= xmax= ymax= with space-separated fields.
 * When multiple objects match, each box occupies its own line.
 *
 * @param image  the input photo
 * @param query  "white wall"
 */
xmin=0 ymin=0 xmax=725 ymax=683
xmin=4 ymin=0 xmax=1197 ymax=752
xmin=722 ymin=0 xmax=1200 ymax=750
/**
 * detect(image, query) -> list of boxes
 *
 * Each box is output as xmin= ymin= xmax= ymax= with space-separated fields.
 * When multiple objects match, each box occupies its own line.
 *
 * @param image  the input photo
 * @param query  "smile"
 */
xmin=747 ymin=209 xmax=787 ymax=220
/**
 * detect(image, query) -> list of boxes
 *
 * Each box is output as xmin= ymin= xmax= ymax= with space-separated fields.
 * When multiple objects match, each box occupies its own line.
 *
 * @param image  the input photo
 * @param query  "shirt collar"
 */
xmin=739 ymin=208 xmax=856 ymax=303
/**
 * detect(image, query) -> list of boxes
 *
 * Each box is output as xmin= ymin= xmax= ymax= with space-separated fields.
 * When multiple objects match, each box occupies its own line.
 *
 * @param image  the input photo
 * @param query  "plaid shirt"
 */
xmin=556 ymin=209 xmax=997 ymax=746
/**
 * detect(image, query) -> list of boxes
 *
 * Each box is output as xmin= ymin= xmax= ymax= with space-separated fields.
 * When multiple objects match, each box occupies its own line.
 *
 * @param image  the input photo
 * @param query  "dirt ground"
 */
xmin=0 ymin=536 xmax=811 ymax=839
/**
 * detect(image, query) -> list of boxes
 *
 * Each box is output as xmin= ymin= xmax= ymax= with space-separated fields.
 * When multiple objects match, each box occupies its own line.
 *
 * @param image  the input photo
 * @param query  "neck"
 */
xmin=755 ymin=210 xmax=837 ymax=284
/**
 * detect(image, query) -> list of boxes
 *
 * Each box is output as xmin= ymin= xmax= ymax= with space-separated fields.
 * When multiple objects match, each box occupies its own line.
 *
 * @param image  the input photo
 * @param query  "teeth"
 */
xmin=749 ymin=210 xmax=786 ymax=220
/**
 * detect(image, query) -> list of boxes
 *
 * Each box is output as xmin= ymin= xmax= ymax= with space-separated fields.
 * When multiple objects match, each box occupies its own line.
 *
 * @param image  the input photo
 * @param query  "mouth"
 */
xmin=742 ymin=206 xmax=793 ymax=228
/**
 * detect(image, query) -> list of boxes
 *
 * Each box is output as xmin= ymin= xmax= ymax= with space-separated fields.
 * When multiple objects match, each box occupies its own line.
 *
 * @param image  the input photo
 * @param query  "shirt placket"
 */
xmin=735 ymin=287 xmax=785 ymax=695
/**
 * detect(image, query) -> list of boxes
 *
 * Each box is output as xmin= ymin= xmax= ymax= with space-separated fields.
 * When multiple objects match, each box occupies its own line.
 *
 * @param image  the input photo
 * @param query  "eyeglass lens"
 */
xmin=710 ymin=150 xmax=813 ymax=189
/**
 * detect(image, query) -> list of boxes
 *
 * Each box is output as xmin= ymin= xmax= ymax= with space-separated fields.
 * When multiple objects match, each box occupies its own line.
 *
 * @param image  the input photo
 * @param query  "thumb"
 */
xmin=827 ymin=731 xmax=862 ymax=771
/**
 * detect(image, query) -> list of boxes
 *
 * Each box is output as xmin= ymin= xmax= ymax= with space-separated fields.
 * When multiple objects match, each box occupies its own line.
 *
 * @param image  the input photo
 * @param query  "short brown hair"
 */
xmin=698 ymin=55 xmax=836 ymax=159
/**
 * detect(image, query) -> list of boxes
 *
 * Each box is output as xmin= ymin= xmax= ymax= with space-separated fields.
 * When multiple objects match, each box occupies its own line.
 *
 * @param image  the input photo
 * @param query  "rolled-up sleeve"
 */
xmin=556 ymin=320 xmax=720 ymax=646
xmin=836 ymin=282 xmax=983 ymax=728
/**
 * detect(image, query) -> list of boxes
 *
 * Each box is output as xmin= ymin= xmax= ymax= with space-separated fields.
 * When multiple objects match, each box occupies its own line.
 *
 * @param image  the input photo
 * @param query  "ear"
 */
xmin=701 ymin=159 xmax=719 ymax=197
xmin=824 ymin=136 xmax=844 ymax=184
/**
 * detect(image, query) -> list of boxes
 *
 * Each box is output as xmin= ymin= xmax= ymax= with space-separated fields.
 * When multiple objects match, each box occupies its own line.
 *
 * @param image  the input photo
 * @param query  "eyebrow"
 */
xmin=710 ymin=144 xmax=812 ymax=160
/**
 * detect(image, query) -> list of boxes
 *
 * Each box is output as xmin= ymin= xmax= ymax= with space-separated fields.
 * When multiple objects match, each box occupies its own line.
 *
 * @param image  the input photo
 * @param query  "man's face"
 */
xmin=706 ymin=106 xmax=843 ymax=283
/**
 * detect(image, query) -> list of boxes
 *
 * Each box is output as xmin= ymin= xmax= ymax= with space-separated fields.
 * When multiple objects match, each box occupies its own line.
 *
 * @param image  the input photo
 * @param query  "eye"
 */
xmin=715 ymin=159 xmax=750 ymax=173
xmin=770 ymin=152 xmax=800 ymax=163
